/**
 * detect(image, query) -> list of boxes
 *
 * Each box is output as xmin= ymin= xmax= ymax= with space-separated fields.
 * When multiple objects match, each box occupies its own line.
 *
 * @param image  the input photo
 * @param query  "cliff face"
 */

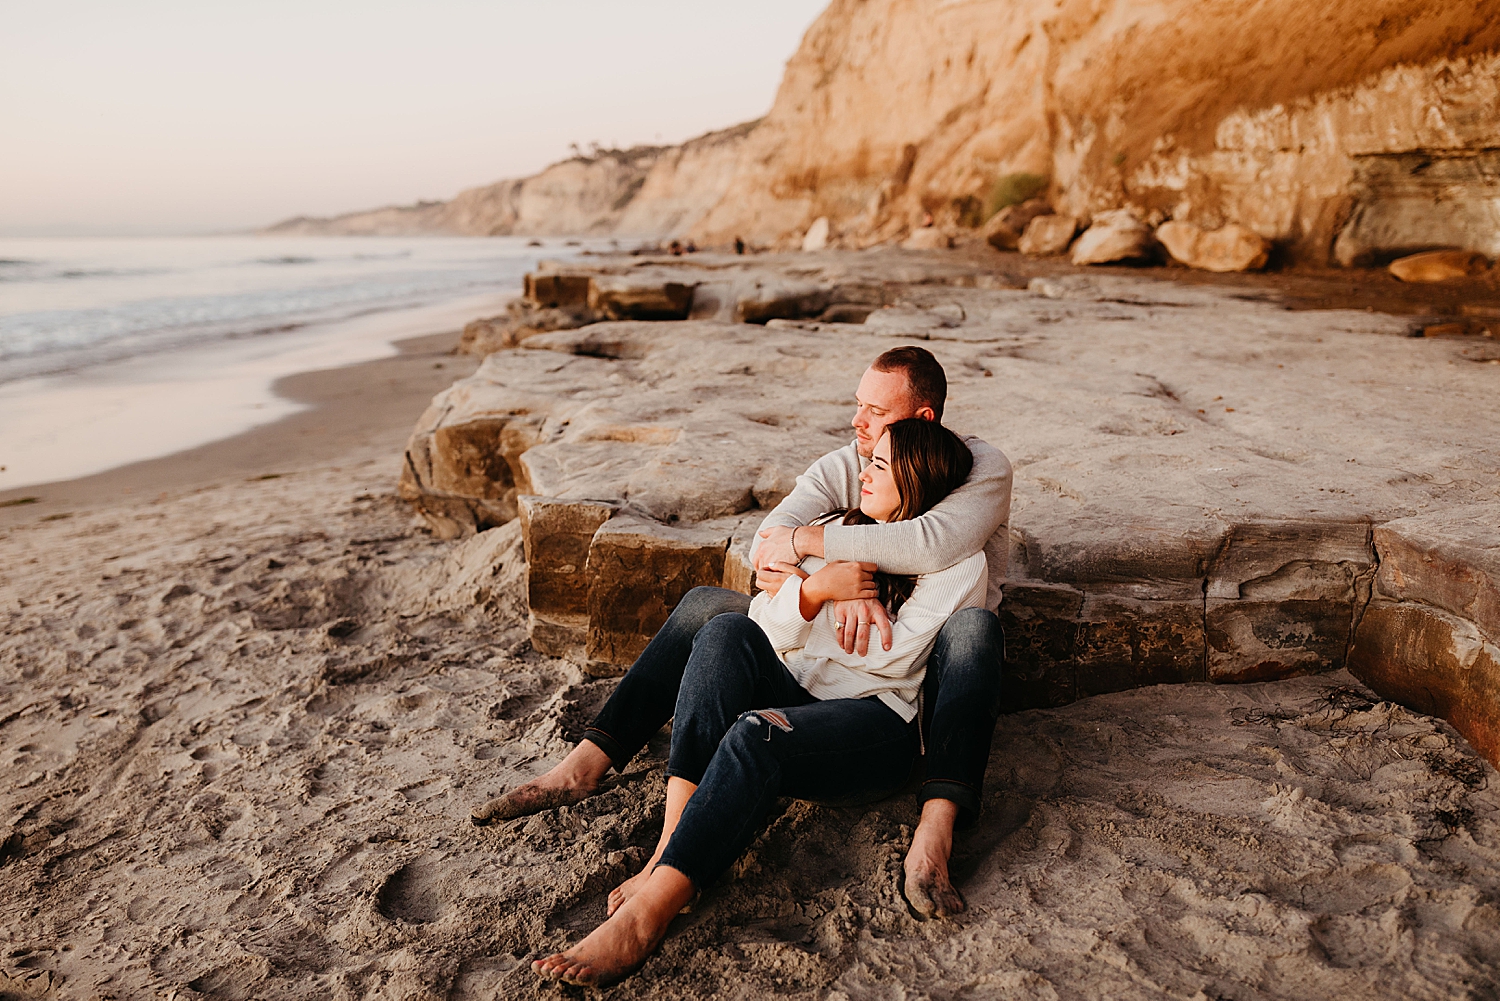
xmin=690 ymin=0 xmax=1500 ymax=261
xmin=269 ymin=1 xmax=1500 ymax=263
xmin=263 ymin=121 xmax=757 ymax=240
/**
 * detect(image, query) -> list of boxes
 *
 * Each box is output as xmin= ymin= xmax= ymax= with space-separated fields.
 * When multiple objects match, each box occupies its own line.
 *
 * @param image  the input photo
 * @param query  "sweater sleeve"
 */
xmin=748 ymin=575 xmax=817 ymax=652
xmin=822 ymin=437 xmax=1011 ymax=575
xmin=855 ymin=552 xmax=987 ymax=680
xmin=748 ymin=444 xmax=860 ymax=565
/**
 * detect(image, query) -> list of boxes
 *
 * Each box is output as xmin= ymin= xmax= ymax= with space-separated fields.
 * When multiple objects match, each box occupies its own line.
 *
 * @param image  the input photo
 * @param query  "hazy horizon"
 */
xmin=1 ymin=1 xmax=828 ymax=238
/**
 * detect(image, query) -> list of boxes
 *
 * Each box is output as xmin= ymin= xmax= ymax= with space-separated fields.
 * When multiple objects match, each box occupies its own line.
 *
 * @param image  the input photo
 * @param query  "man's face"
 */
xmin=851 ymin=366 xmax=921 ymax=458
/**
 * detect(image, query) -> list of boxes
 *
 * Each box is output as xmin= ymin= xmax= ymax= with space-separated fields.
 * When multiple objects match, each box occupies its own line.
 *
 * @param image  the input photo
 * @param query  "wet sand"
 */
xmin=0 ymin=330 xmax=479 ymax=524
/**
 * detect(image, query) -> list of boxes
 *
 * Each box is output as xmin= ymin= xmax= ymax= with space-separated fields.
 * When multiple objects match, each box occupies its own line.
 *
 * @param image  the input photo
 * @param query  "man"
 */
xmin=474 ymin=346 xmax=1011 ymax=919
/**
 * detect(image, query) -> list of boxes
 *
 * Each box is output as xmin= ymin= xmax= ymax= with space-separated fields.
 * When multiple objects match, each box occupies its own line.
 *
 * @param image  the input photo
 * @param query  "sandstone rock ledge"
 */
xmin=402 ymin=252 xmax=1500 ymax=765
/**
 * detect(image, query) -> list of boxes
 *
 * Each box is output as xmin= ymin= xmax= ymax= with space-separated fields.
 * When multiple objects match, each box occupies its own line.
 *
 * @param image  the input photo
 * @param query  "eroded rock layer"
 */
xmin=691 ymin=0 xmax=1500 ymax=262
xmin=401 ymin=251 xmax=1500 ymax=766
xmin=266 ymin=2 xmax=1500 ymax=264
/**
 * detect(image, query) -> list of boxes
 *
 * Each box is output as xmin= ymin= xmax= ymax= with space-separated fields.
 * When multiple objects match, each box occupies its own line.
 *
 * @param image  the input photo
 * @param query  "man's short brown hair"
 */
xmin=872 ymin=346 xmax=947 ymax=421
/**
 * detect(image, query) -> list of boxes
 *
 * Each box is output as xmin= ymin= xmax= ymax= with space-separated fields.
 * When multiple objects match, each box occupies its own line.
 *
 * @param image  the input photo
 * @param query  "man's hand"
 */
xmin=754 ymin=526 xmax=798 ymax=571
xmin=830 ymin=597 xmax=892 ymax=655
xmin=755 ymin=560 xmax=805 ymax=598
xmin=756 ymin=565 xmax=790 ymax=596
xmin=755 ymin=524 xmax=826 ymax=571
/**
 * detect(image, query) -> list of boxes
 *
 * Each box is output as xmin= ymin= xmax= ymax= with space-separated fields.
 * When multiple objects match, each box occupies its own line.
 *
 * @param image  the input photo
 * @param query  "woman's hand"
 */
xmin=798 ymin=560 xmax=878 ymax=620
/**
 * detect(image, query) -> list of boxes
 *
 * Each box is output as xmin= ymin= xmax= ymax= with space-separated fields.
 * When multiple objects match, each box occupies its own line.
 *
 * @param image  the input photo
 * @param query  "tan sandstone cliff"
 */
xmin=263 ymin=121 xmax=758 ymax=240
xmin=269 ymin=0 xmax=1500 ymax=264
xmin=692 ymin=0 xmax=1500 ymax=262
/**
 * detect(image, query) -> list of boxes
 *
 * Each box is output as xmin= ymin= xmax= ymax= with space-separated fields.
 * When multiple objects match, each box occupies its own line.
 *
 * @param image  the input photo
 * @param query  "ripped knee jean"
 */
xmin=656 ymin=614 xmax=918 ymax=890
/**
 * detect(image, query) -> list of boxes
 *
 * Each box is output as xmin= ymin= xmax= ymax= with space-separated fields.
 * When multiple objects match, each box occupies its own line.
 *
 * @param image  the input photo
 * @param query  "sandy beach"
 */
xmin=13 ymin=0 xmax=1500 ymax=996
xmin=2 ymin=301 xmax=1497 ymax=999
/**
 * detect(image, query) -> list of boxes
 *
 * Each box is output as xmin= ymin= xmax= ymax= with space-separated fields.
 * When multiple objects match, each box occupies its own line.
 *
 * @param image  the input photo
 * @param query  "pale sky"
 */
xmin=0 ymin=1 xmax=829 ymax=236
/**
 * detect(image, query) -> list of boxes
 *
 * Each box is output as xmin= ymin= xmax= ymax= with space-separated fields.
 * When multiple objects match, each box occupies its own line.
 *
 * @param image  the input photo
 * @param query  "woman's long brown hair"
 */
xmin=836 ymin=418 xmax=973 ymax=614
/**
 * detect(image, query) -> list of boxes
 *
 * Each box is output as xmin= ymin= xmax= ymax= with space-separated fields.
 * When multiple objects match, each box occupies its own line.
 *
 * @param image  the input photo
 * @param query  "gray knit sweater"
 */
xmin=750 ymin=436 xmax=1013 ymax=609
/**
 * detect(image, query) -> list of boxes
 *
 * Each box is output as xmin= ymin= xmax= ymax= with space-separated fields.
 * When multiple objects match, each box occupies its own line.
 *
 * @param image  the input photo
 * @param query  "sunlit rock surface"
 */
xmin=401 ymin=251 xmax=1500 ymax=765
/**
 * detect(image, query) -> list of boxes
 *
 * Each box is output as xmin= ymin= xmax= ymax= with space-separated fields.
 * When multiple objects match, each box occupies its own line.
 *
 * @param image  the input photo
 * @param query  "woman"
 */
xmin=531 ymin=419 xmax=987 ymax=987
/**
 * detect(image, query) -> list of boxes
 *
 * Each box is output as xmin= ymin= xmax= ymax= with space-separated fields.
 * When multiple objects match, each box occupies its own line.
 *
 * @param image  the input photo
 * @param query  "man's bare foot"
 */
xmin=470 ymin=740 xmax=612 ymax=826
xmin=533 ymin=866 xmax=694 ymax=986
xmin=903 ymin=798 xmax=966 ymax=918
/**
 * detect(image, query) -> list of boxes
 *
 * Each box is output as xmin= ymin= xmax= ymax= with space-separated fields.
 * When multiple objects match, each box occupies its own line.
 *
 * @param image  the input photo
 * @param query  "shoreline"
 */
xmin=0 ymin=327 xmax=479 ymax=525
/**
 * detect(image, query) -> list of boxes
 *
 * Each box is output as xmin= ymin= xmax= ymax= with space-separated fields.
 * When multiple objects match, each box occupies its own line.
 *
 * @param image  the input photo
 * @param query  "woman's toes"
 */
xmin=560 ymin=962 xmax=596 ymax=986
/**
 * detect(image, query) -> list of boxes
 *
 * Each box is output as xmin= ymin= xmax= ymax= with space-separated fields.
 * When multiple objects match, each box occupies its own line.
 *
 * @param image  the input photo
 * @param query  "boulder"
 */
xmin=1388 ymin=250 xmax=1492 ymax=283
xmin=1346 ymin=503 xmax=1500 ymax=762
xmin=734 ymin=279 xmax=832 ymax=324
xmin=863 ymin=305 xmax=962 ymax=334
xmin=584 ymin=515 xmax=733 ymax=673
xmin=1349 ymin=604 xmax=1500 ymax=763
xmin=819 ymin=303 xmax=878 ymax=323
xmin=587 ymin=277 xmax=694 ymax=320
xmin=524 ymin=272 xmax=593 ymax=308
xmin=458 ymin=303 xmax=594 ymax=355
xmin=1018 ymin=214 xmax=1080 ymax=256
xmin=1156 ymin=221 xmax=1270 ymax=272
xmin=1370 ymin=506 xmax=1500 ymax=639
xmin=398 ymin=411 xmax=543 ymax=538
xmin=1336 ymin=152 xmax=1500 ymax=267
xmin=1203 ymin=521 xmax=1374 ymax=682
xmin=902 ymin=227 xmax=953 ymax=250
xmin=1070 ymin=210 xmax=1155 ymax=265
xmin=983 ymin=199 xmax=1053 ymax=251
xmin=801 ymin=216 xmax=831 ymax=252
xmin=518 ymin=496 xmax=616 ymax=659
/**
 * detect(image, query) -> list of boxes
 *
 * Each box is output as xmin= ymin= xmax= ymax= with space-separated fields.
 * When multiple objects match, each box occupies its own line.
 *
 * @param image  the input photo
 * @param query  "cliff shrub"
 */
xmin=953 ymin=195 xmax=985 ymax=228
xmin=985 ymin=173 xmax=1048 ymax=220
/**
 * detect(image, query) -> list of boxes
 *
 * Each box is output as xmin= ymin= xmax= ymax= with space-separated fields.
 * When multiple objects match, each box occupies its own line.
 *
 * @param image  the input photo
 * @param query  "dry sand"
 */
xmin=2 ymin=332 xmax=1498 ymax=1000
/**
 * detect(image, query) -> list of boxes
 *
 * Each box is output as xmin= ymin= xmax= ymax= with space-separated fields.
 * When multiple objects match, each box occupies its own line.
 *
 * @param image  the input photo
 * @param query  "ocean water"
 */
xmin=0 ymin=236 xmax=586 ymax=490
xmin=0 ymin=235 xmax=567 ymax=383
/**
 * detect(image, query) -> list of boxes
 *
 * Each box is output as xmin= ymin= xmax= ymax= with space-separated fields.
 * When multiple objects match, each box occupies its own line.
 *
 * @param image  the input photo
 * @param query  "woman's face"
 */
xmin=859 ymin=431 xmax=901 ymax=522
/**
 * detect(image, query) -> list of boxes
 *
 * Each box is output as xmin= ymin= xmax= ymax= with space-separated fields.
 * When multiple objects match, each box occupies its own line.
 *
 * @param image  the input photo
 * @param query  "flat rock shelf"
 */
xmin=401 ymin=250 xmax=1500 ymax=766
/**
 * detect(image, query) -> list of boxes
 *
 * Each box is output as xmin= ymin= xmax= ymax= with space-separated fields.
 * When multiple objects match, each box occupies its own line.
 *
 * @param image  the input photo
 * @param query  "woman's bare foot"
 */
xmin=470 ymin=740 xmax=612 ymax=825
xmin=606 ymin=775 xmax=697 ymax=916
xmin=607 ymin=866 xmax=651 ymax=916
xmin=533 ymin=865 xmax=695 ymax=986
xmin=903 ymin=798 xmax=966 ymax=918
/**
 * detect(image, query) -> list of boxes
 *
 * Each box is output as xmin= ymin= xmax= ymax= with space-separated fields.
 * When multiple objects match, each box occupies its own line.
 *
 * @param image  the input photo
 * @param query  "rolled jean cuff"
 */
xmin=917 ymin=778 xmax=981 ymax=828
xmin=654 ymin=853 xmax=705 ymax=892
xmin=663 ymin=764 xmax=708 ymax=786
xmin=582 ymin=728 xmax=631 ymax=772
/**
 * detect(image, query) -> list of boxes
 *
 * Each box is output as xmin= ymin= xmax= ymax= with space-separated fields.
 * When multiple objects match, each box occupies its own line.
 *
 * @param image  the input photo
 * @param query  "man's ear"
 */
xmin=915 ymin=406 xmax=936 ymax=422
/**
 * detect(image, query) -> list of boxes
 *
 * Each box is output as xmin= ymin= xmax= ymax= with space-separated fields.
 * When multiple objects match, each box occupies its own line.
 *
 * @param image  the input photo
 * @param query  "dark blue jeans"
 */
xmin=584 ymin=586 xmax=1005 ymax=826
xmin=655 ymin=612 xmax=918 ymax=890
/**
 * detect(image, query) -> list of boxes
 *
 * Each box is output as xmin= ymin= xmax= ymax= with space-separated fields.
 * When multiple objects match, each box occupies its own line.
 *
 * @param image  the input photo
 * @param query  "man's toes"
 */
xmin=531 ymin=954 xmax=565 ymax=979
xmin=902 ymin=871 xmax=938 ymax=917
xmin=471 ymin=795 xmax=508 ymax=826
xmin=933 ymin=884 xmax=967 ymax=917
